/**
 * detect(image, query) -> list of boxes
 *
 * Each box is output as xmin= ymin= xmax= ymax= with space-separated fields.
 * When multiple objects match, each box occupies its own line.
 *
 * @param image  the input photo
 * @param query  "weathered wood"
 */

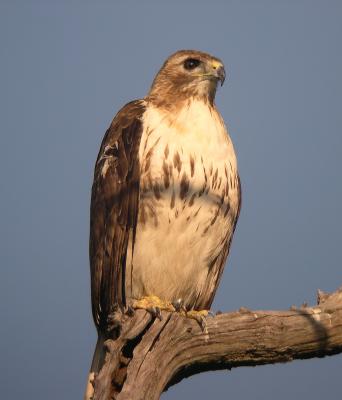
xmin=92 ymin=310 xmax=152 ymax=400
xmin=91 ymin=286 xmax=342 ymax=400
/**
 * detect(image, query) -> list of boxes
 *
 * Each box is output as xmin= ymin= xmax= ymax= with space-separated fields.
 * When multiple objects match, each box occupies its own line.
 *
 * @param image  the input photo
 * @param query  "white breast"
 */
xmin=126 ymin=100 xmax=240 ymax=309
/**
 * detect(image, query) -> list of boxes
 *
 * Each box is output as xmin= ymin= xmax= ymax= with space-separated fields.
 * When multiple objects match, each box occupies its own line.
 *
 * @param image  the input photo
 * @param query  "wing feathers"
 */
xmin=90 ymin=100 xmax=145 ymax=329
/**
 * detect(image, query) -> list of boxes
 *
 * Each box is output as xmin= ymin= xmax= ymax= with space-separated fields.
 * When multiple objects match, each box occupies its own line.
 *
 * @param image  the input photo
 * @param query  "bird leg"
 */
xmin=183 ymin=309 xmax=214 ymax=330
xmin=131 ymin=295 xmax=176 ymax=320
xmin=172 ymin=298 xmax=212 ymax=324
xmin=172 ymin=298 xmax=187 ymax=313
xmin=131 ymin=296 xmax=212 ymax=329
xmin=170 ymin=300 xmax=215 ymax=331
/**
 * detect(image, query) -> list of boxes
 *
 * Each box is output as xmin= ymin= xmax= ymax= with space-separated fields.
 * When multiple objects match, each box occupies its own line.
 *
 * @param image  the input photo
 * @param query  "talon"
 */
xmin=184 ymin=309 xmax=210 ymax=331
xmin=147 ymin=306 xmax=157 ymax=316
xmin=132 ymin=295 xmax=175 ymax=317
xmin=199 ymin=315 xmax=207 ymax=331
xmin=155 ymin=307 xmax=162 ymax=320
xmin=172 ymin=298 xmax=186 ymax=313
xmin=145 ymin=306 xmax=163 ymax=320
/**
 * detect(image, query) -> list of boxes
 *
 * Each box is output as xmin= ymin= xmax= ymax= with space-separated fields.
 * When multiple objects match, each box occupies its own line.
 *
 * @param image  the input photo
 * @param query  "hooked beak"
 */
xmin=211 ymin=60 xmax=226 ymax=86
xmin=216 ymin=65 xmax=226 ymax=86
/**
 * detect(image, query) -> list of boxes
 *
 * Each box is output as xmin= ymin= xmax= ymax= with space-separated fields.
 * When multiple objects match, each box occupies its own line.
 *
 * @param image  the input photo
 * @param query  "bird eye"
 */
xmin=183 ymin=58 xmax=201 ymax=70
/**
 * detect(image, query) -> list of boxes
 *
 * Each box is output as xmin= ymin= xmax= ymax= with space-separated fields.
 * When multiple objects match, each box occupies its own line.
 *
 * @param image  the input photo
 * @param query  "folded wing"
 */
xmin=89 ymin=100 xmax=145 ymax=330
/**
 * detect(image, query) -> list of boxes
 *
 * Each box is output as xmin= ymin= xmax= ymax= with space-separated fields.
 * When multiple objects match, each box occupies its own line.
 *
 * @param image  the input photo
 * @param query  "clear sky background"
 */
xmin=1 ymin=1 xmax=341 ymax=399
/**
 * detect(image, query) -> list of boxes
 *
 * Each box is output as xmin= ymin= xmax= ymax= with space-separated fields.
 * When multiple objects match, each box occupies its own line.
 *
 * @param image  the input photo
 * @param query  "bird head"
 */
xmin=148 ymin=50 xmax=226 ymax=108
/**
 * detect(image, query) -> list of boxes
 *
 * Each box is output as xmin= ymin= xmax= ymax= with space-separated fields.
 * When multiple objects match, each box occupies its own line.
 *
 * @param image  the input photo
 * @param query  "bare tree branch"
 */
xmin=91 ymin=286 xmax=342 ymax=400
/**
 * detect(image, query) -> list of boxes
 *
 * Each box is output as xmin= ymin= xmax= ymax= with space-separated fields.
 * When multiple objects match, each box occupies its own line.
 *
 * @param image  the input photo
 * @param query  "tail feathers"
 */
xmin=90 ymin=333 xmax=107 ymax=373
xmin=84 ymin=334 xmax=106 ymax=400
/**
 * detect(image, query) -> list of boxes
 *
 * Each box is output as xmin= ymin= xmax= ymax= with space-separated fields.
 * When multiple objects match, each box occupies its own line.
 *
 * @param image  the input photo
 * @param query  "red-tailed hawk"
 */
xmin=85 ymin=50 xmax=241 ymax=398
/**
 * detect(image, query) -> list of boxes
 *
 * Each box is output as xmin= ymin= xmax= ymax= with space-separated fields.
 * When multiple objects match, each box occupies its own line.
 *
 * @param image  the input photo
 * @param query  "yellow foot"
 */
xmin=131 ymin=296 xmax=211 ymax=329
xmin=132 ymin=295 xmax=176 ymax=319
xmin=185 ymin=309 xmax=209 ymax=318
xmin=183 ymin=309 xmax=210 ymax=329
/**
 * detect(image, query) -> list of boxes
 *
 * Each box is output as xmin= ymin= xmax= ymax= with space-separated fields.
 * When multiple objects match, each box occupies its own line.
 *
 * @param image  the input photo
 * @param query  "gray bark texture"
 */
xmin=91 ymin=286 xmax=342 ymax=400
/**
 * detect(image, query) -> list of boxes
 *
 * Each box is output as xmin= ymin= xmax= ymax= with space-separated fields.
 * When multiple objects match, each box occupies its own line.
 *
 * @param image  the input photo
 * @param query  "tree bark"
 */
xmin=91 ymin=286 xmax=342 ymax=400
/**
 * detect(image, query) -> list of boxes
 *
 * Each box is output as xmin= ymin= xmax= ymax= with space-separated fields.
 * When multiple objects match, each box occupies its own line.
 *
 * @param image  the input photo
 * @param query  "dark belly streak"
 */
xmin=126 ymin=163 xmax=239 ymax=310
xmin=127 ymin=107 xmax=240 ymax=308
xmin=138 ymin=166 xmax=238 ymax=235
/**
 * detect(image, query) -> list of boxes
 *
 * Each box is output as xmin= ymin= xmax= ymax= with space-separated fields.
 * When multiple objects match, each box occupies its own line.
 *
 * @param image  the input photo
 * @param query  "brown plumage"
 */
xmin=149 ymin=50 xmax=225 ymax=109
xmin=89 ymin=50 xmax=240 ymax=332
xmin=87 ymin=54 xmax=241 ymax=392
xmin=89 ymin=100 xmax=145 ymax=329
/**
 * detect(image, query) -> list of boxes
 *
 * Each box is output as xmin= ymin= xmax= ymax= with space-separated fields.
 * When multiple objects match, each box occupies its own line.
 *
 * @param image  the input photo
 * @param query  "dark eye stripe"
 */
xmin=183 ymin=58 xmax=201 ymax=70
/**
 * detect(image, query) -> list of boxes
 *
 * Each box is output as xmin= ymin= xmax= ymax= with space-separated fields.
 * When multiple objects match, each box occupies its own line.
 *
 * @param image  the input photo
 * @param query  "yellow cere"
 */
xmin=211 ymin=60 xmax=222 ymax=70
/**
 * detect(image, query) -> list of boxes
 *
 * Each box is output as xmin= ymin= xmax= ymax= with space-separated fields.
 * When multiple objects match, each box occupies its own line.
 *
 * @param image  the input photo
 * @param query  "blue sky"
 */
xmin=1 ymin=1 xmax=341 ymax=399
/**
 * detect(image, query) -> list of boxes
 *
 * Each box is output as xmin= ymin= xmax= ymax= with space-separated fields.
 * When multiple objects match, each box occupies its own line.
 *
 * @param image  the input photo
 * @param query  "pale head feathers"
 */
xmin=147 ymin=50 xmax=226 ymax=110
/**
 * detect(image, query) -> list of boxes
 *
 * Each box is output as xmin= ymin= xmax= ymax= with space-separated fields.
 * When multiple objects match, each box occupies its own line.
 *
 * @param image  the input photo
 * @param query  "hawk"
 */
xmin=85 ymin=50 xmax=241 ymax=398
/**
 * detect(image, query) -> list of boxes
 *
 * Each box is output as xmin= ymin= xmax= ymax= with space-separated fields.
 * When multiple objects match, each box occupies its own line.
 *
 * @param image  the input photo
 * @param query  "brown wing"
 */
xmin=197 ymin=173 xmax=242 ymax=310
xmin=89 ymin=100 xmax=145 ymax=330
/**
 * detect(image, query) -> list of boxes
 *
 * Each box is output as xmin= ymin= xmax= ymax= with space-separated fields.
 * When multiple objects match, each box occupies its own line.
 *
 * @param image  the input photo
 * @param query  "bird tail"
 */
xmin=84 ymin=333 xmax=106 ymax=400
